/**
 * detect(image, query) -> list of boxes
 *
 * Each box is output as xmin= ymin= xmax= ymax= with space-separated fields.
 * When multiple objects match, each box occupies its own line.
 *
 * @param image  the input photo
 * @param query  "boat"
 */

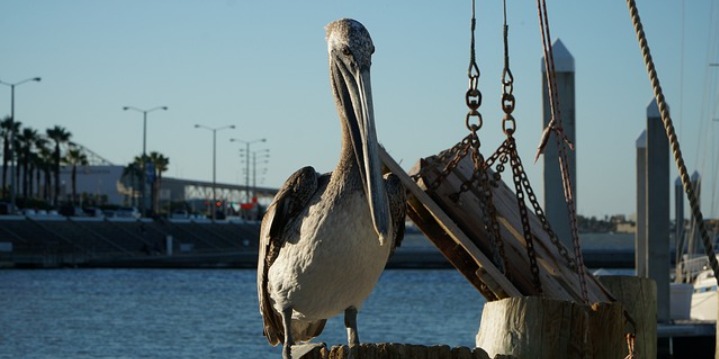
xmin=676 ymin=254 xmax=718 ymax=321
xmin=691 ymin=267 xmax=718 ymax=321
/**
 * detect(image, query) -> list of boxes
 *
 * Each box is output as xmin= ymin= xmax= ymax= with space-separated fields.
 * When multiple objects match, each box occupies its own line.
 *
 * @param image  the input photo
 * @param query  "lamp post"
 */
xmin=196 ymin=124 xmax=235 ymax=220
xmin=230 ymin=137 xmax=266 ymax=203
xmin=251 ymin=149 xmax=270 ymax=203
xmin=123 ymin=105 xmax=168 ymax=216
xmin=0 ymin=77 xmax=41 ymax=214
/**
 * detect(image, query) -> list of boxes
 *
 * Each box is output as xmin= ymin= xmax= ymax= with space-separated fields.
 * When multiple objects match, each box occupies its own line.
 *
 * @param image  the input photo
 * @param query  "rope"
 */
xmin=626 ymin=0 xmax=719 ymax=285
xmin=535 ymin=0 xmax=588 ymax=304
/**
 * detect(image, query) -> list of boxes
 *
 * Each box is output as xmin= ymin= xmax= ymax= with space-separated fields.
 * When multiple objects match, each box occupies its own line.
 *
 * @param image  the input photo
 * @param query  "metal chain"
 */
xmin=475 ymin=150 xmax=508 ymax=276
xmin=506 ymin=140 xmax=542 ymax=292
xmin=425 ymin=136 xmax=472 ymax=190
xmin=425 ymin=0 xmax=484 ymax=191
xmin=521 ymin=159 xmax=577 ymax=270
xmin=465 ymin=0 xmax=483 ymax=136
xmin=536 ymin=0 xmax=588 ymax=303
xmin=499 ymin=0 xmax=544 ymax=292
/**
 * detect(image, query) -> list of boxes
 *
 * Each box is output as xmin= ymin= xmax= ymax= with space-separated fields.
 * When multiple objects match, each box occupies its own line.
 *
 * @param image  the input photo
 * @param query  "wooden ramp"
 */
xmin=380 ymin=147 xmax=613 ymax=304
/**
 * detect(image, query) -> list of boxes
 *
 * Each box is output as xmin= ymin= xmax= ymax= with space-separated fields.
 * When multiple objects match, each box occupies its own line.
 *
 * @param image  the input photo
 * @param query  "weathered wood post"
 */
xmin=598 ymin=276 xmax=657 ymax=359
xmin=636 ymin=130 xmax=647 ymax=277
xmin=476 ymin=296 xmax=625 ymax=359
xmin=542 ymin=39 xmax=576 ymax=249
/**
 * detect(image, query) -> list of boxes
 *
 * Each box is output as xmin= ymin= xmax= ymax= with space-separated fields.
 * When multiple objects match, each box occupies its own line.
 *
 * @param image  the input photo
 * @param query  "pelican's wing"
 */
xmin=385 ymin=172 xmax=406 ymax=253
xmin=257 ymin=166 xmax=321 ymax=345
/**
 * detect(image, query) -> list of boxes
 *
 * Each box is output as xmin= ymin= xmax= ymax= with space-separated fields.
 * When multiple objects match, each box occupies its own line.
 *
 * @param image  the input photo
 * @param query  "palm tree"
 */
xmin=32 ymin=136 xmax=50 ymax=199
xmin=148 ymin=151 xmax=169 ymax=213
xmin=121 ymin=161 xmax=143 ymax=207
xmin=1 ymin=116 xmax=20 ymax=198
xmin=64 ymin=146 xmax=88 ymax=205
xmin=36 ymin=143 xmax=53 ymax=203
xmin=17 ymin=127 xmax=39 ymax=199
xmin=46 ymin=126 xmax=71 ymax=205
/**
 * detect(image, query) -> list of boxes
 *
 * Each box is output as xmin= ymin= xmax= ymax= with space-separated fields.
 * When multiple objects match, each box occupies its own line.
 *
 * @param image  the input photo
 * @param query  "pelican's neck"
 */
xmin=336 ymin=116 xmax=361 ymax=181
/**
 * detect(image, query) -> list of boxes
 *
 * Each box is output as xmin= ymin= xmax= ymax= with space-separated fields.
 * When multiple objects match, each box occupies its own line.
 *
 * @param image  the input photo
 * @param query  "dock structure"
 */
xmin=644 ymin=99 xmax=671 ymax=324
xmin=379 ymin=146 xmax=623 ymax=357
xmin=541 ymin=39 xmax=576 ymax=250
xmin=636 ymin=130 xmax=648 ymax=278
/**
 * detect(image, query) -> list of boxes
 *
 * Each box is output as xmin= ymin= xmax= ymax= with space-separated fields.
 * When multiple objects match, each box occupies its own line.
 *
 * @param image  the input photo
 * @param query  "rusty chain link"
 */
xmin=414 ymin=0 xmax=597 ymax=297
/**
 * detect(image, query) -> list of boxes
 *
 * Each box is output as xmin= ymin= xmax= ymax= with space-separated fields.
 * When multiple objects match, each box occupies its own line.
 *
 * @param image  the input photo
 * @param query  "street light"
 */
xmin=123 ymin=105 xmax=168 ymax=216
xmin=230 ymin=137 xmax=266 ymax=203
xmin=251 ymin=149 xmax=270 ymax=202
xmin=196 ymin=124 xmax=235 ymax=220
xmin=0 ymin=76 xmax=41 ymax=214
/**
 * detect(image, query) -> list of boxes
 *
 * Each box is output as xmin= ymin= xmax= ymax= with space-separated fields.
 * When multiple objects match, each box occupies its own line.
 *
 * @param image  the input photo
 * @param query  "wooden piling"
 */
xmin=475 ymin=296 xmax=625 ymax=359
xmin=299 ymin=343 xmax=500 ymax=359
xmin=598 ymin=276 xmax=656 ymax=359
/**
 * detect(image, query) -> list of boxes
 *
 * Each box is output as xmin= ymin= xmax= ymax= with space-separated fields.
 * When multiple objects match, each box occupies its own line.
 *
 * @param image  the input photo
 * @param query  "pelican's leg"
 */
xmin=344 ymin=306 xmax=360 ymax=358
xmin=281 ymin=307 xmax=293 ymax=359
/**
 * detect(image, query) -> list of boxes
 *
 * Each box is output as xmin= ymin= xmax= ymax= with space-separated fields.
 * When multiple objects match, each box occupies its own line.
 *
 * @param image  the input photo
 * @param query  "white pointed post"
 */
xmin=646 ymin=99 xmax=670 ymax=323
xmin=636 ymin=130 xmax=647 ymax=278
xmin=541 ymin=39 xmax=576 ymax=248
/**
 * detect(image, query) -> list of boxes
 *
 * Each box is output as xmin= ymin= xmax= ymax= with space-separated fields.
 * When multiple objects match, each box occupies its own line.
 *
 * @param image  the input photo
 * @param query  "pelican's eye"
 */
xmin=342 ymin=46 xmax=351 ymax=56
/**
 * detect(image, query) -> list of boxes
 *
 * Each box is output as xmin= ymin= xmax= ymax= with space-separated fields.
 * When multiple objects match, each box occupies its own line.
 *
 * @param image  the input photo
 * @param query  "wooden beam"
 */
xmin=380 ymin=147 xmax=521 ymax=298
xmin=381 ymin=146 xmax=613 ymax=304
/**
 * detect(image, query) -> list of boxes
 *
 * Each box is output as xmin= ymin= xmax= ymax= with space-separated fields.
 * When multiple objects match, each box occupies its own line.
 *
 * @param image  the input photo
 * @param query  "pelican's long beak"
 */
xmin=331 ymin=60 xmax=392 ymax=246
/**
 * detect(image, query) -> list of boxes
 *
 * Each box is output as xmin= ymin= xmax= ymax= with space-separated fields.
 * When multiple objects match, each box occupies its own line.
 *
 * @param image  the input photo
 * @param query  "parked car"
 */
xmin=83 ymin=207 xmax=104 ymax=217
xmin=59 ymin=205 xmax=84 ymax=217
xmin=170 ymin=210 xmax=189 ymax=219
xmin=114 ymin=207 xmax=141 ymax=219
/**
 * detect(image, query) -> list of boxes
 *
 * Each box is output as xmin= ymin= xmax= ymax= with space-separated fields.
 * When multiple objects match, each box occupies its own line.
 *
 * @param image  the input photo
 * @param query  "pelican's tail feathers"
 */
xmin=261 ymin=302 xmax=284 ymax=346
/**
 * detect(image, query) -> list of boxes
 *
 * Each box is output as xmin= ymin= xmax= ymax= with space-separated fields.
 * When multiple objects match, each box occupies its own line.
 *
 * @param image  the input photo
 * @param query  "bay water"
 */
xmin=0 ymin=268 xmax=484 ymax=358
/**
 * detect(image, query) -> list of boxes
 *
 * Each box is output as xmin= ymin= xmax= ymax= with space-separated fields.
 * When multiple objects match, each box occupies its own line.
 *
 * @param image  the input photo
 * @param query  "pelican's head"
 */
xmin=326 ymin=19 xmax=392 ymax=246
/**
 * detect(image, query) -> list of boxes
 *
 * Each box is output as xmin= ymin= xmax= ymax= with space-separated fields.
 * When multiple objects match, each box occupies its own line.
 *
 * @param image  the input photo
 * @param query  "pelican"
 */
xmin=257 ymin=18 xmax=406 ymax=358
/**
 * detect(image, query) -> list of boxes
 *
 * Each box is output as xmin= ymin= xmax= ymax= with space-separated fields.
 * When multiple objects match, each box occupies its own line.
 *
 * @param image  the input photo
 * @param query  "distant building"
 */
xmin=58 ymin=165 xmax=131 ymax=205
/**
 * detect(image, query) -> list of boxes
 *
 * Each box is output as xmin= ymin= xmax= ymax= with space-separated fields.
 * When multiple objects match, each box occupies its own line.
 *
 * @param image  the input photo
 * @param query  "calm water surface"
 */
xmin=0 ymin=269 xmax=484 ymax=358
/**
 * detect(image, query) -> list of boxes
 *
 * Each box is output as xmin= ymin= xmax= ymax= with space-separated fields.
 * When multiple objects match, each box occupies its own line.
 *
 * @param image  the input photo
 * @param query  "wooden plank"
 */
xmin=405 ymin=196 xmax=499 ymax=299
xmin=410 ymin=147 xmax=613 ymax=303
xmin=381 ymin=145 xmax=613 ymax=304
xmin=380 ymin=148 xmax=522 ymax=298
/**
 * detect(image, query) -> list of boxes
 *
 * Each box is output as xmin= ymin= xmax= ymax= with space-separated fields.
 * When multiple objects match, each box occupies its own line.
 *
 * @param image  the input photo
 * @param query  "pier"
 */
xmin=0 ymin=215 xmax=637 ymax=270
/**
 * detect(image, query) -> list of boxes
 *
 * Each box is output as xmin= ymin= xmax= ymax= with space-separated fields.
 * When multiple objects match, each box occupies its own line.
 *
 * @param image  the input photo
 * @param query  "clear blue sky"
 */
xmin=1 ymin=0 xmax=718 ymax=219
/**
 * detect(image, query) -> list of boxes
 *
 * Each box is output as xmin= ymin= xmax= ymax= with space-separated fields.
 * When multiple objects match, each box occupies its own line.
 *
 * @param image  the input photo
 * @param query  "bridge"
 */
xmin=64 ymin=142 xmax=280 ymax=208
xmin=161 ymin=177 xmax=278 ymax=206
